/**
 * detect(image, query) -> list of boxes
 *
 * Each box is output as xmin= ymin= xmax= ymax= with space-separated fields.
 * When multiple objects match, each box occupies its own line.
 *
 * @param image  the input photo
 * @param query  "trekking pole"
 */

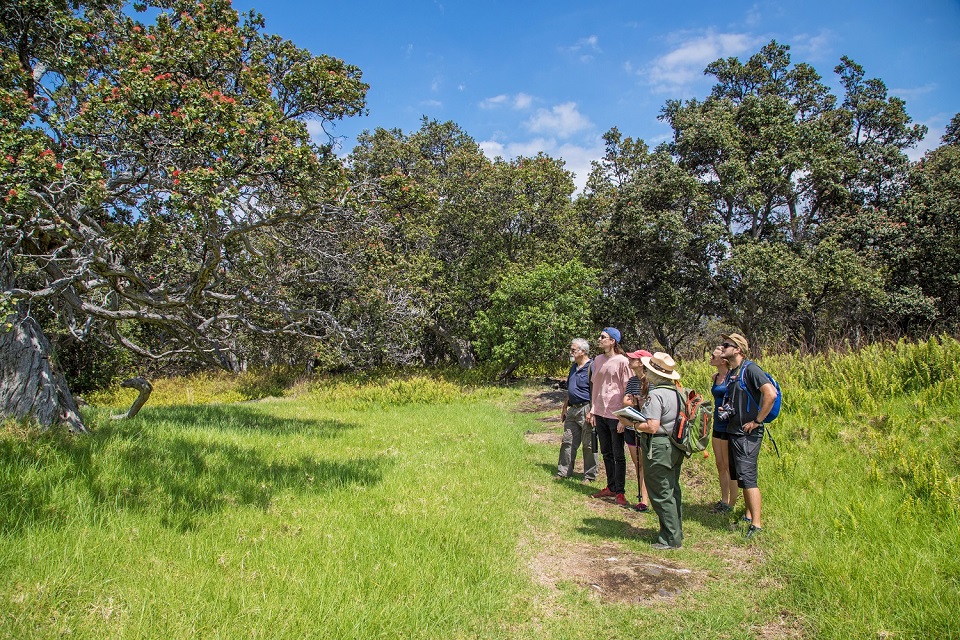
xmin=766 ymin=427 xmax=781 ymax=458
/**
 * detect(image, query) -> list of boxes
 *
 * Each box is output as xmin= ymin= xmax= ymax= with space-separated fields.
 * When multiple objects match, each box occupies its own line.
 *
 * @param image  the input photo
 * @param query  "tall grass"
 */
xmin=1 ymin=338 xmax=958 ymax=638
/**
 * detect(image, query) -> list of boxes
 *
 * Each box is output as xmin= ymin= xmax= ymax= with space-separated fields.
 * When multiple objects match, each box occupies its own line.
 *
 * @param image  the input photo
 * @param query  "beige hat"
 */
xmin=640 ymin=352 xmax=681 ymax=380
xmin=721 ymin=333 xmax=749 ymax=354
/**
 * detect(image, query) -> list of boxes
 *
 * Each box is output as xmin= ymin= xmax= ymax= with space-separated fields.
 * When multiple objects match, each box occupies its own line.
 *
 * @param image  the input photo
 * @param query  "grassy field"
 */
xmin=1 ymin=339 xmax=958 ymax=639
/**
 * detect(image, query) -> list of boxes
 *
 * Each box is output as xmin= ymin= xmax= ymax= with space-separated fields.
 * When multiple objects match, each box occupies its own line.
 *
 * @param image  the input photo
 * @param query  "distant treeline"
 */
xmin=3 ymin=2 xmax=957 ymax=394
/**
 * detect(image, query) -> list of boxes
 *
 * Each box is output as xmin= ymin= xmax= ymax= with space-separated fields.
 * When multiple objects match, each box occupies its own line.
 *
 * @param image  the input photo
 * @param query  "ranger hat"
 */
xmin=640 ymin=351 xmax=681 ymax=380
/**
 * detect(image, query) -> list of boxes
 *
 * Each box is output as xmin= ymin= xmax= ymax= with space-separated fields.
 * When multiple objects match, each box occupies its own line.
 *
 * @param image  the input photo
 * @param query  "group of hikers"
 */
xmin=557 ymin=328 xmax=778 ymax=549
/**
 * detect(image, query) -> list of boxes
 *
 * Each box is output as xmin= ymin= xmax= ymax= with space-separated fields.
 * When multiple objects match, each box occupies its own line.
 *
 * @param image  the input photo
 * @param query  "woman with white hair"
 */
xmin=635 ymin=352 xmax=686 ymax=550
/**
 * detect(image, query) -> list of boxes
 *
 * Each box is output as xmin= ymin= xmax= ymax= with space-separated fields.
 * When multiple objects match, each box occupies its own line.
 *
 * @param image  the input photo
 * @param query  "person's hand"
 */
xmin=586 ymin=412 xmax=594 ymax=427
xmin=616 ymin=422 xmax=625 ymax=433
xmin=744 ymin=420 xmax=760 ymax=433
xmin=561 ymin=408 xmax=567 ymax=421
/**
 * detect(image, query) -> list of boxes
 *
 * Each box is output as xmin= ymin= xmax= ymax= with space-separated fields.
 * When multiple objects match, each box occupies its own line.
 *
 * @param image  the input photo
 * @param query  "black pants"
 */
xmin=594 ymin=415 xmax=626 ymax=494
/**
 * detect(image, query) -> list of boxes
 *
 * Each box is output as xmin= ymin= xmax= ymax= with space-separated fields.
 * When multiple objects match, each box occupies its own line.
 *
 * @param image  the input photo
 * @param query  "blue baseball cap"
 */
xmin=602 ymin=327 xmax=621 ymax=343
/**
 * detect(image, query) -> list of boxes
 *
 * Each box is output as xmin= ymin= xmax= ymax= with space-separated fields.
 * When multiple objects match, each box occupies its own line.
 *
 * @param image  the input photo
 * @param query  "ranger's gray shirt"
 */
xmin=641 ymin=386 xmax=680 ymax=435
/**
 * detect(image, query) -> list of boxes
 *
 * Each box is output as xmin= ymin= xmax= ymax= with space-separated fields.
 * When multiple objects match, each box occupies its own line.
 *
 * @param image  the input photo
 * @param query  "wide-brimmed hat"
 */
xmin=721 ymin=333 xmax=749 ymax=354
xmin=625 ymin=349 xmax=653 ymax=360
xmin=640 ymin=352 xmax=681 ymax=380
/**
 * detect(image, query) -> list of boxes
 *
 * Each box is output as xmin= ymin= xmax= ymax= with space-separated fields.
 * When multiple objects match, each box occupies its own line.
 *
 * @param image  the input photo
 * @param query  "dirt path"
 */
xmin=514 ymin=383 xmax=802 ymax=636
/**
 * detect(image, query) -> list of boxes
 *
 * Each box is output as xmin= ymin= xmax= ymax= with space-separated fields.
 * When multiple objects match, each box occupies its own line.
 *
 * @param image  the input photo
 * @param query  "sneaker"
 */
xmin=591 ymin=487 xmax=615 ymax=498
xmin=582 ymin=478 xmax=596 ymax=484
xmin=651 ymin=542 xmax=680 ymax=550
xmin=555 ymin=473 xmax=568 ymax=480
xmin=710 ymin=501 xmax=733 ymax=513
xmin=615 ymin=493 xmax=628 ymax=506
xmin=634 ymin=502 xmax=649 ymax=512
xmin=745 ymin=524 xmax=763 ymax=540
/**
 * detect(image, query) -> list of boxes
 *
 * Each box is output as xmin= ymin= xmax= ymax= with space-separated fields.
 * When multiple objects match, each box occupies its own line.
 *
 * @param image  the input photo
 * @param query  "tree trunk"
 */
xmin=431 ymin=324 xmax=476 ymax=369
xmin=0 ymin=312 xmax=87 ymax=433
xmin=111 ymin=377 xmax=153 ymax=420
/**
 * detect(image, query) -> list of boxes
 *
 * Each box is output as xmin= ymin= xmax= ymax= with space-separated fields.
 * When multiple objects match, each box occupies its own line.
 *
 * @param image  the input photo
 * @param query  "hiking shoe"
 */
xmin=615 ymin=493 xmax=628 ymax=506
xmin=651 ymin=542 xmax=680 ymax=550
xmin=710 ymin=501 xmax=733 ymax=513
xmin=745 ymin=524 xmax=762 ymax=540
xmin=634 ymin=502 xmax=649 ymax=512
xmin=591 ymin=487 xmax=615 ymax=498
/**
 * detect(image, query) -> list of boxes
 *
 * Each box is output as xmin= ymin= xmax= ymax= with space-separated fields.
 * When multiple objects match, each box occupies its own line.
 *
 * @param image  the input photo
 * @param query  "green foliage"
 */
xmin=349 ymin=119 xmax=585 ymax=366
xmin=471 ymin=260 xmax=598 ymax=375
xmin=2 ymin=341 xmax=960 ymax=637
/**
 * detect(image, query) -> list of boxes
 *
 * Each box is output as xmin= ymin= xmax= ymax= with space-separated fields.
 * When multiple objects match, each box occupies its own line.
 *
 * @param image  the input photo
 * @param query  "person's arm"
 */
xmin=561 ymin=397 xmax=569 ymax=421
xmin=637 ymin=417 xmax=659 ymax=435
xmin=743 ymin=382 xmax=777 ymax=433
xmin=635 ymin=393 xmax=662 ymax=434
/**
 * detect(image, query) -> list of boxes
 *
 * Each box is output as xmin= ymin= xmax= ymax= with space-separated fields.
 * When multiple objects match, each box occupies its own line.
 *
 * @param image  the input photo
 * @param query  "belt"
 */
xmin=646 ymin=433 xmax=670 ymax=438
xmin=569 ymin=400 xmax=590 ymax=408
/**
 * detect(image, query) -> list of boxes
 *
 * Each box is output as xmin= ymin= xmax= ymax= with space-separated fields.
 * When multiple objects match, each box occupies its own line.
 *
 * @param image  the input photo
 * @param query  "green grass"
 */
xmin=1 ymin=339 xmax=958 ymax=638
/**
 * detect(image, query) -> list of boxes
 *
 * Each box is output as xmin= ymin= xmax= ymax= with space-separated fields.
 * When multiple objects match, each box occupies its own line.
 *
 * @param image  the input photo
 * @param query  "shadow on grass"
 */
xmin=1 ymin=404 xmax=388 ymax=535
xmin=576 ymin=516 xmax=654 ymax=543
xmin=142 ymin=403 xmax=356 ymax=438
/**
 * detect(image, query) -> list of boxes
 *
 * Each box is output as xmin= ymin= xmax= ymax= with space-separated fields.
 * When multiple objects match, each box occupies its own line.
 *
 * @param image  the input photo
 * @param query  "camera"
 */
xmin=717 ymin=402 xmax=736 ymax=421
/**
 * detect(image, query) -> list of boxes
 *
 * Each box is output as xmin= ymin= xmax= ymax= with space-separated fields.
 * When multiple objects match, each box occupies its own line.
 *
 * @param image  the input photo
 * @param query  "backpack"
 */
xmin=656 ymin=385 xmax=712 ymax=458
xmin=739 ymin=360 xmax=782 ymax=422
xmin=737 ymin=360 xmax=783 ymax=457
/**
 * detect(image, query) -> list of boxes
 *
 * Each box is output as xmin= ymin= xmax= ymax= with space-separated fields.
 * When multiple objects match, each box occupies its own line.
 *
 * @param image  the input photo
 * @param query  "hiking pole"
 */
xmin=765 ymin=427 xmax=781 ymax=458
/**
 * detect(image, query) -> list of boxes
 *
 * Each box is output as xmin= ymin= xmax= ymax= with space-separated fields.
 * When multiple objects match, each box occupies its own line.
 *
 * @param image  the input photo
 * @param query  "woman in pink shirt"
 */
xmin=587 ymin=327 xmax=633 ymax=506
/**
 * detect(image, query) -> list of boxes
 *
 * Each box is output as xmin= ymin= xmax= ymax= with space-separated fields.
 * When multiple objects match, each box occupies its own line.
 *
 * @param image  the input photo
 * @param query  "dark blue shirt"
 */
xmin=567 ymin=359 xmax=592 ymax=405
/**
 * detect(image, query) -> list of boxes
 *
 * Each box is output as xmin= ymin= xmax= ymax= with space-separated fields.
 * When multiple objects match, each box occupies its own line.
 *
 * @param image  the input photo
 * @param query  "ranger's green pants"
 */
xmin=641 ymin=434 xmax=685 ymax=548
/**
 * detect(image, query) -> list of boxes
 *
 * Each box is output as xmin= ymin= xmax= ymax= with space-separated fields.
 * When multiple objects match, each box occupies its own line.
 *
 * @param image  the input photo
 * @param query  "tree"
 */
xmin=655 ymin=41 xmax=926 ymax=351
xmin=349 ymin=119 xmax=582 ymax=367
xmin=1 ymin=0 xmax=372 ymax=430
xmin=885 ymin=119 xmax=960 ymax=333
xmin=582 ymin=128 xmax=721 ymax=354
xmin=471 ymin=260 xmax=597 ymax=377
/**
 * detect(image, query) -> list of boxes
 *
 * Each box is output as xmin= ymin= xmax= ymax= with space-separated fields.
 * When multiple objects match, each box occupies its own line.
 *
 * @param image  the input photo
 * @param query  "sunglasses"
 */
xmin=720 ymin=342 xmax=736 ymax=349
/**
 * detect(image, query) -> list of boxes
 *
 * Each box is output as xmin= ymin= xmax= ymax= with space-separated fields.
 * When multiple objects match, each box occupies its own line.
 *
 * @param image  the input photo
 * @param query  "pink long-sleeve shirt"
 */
xmin=590 ymin=352 xmax=632 ymax=419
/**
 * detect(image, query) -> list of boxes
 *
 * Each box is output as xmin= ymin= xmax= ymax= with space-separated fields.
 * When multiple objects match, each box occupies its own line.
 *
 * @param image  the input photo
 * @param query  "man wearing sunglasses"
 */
xmin=587 ymin=327 xmax=632 ymax=506
xmin=719 ymin=333 xmax=778 ymax=540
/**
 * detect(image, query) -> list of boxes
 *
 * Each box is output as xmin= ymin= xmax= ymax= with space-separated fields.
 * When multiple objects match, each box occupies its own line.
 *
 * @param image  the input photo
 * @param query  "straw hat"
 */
xmin=640 ymin=351 xmax=681 ymax=380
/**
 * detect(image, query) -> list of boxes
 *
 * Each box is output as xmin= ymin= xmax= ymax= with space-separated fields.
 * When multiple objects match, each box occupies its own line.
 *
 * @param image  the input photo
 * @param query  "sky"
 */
xmin=231 ymin=0 xmax=960 ymax=191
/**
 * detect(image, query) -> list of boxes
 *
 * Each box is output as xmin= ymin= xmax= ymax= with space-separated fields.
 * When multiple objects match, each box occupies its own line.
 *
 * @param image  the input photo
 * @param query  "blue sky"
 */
xmin=232 ymin=0 xmax=960 ymax=190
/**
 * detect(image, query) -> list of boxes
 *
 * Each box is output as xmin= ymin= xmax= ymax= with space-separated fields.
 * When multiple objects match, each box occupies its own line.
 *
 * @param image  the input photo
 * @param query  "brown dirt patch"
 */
xmin=524 ymin=430 xmax=563 ymax=446
xmin=530 ymin=540 xmax=703 ymax=604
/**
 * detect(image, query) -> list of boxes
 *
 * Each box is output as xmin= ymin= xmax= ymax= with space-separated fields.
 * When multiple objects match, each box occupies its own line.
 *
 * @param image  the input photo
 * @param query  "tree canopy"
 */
xmin=2 ymin=6 xmax=956 ymax=431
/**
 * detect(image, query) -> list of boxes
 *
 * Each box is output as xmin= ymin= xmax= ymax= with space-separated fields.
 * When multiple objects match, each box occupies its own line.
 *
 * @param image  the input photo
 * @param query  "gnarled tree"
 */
xmin=1 ymin=0 xmax=373 ymax=431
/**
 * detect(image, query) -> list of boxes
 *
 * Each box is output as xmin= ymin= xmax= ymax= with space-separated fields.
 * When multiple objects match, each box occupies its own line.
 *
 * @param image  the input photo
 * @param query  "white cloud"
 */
xmin=524 ymin=102 xmax=593 ymax=138
xmin=563 ymin=35 xmax=601 ymax=55
xmin=905 ymin=113 xmax=950 ymax=161
xmin=513 ymin=93 xmax=533 ymax=109
xmin=480 ymin=92 xmax=533 ymax=110
xmin=642 ymin=30 xmax=763 ymax=94
xmin=478 ymin=136 xmax=606 ymax=193
xmin=791 ymin=29 xmax=834 ymax=62
xmin=421 ymin=99 xmax=443 ymax=108
xmin=889 ymin=83 xmax=938 ymax=99
xmin=479 ymin=94 xmax=508 ymax=109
